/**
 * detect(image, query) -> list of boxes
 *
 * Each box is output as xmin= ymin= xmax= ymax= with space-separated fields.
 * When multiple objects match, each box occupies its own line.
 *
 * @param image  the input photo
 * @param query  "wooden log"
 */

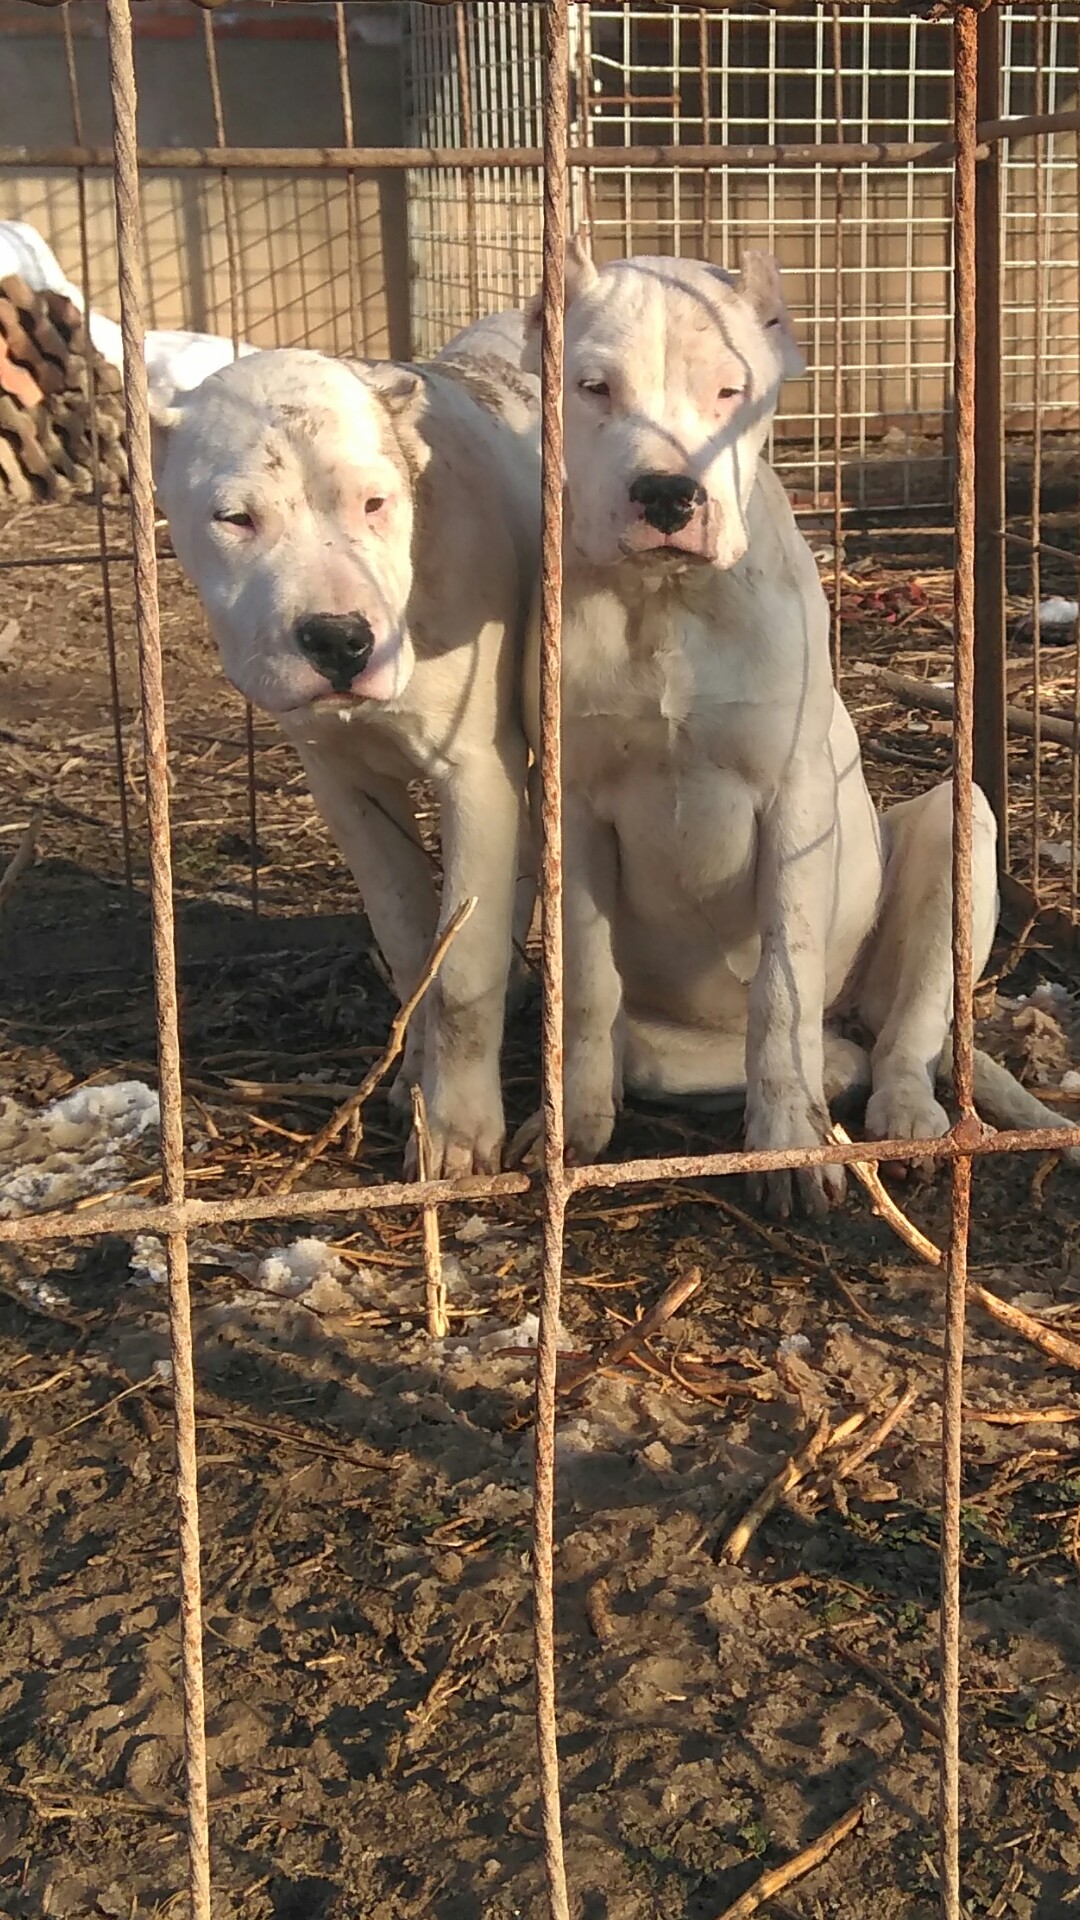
xmin=852 ymin=662 xmax=1080 ymax=751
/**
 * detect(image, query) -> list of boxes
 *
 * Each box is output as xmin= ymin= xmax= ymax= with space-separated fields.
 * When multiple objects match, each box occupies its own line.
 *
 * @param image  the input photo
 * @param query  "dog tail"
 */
xmin=937 ymin=1036 xmax=1080 ymax=1168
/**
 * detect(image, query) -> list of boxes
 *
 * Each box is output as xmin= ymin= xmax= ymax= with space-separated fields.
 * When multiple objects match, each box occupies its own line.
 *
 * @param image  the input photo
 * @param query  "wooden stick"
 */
xmin=710 ymin=1798 xmax=866 ymax=1920
xmin=411 ymin=1086 xmax=448 ymax=1340
xmin=0 ymin=804 xmax=42 ymax=911
xmin=721 ymin=1408 xmax=868 ymax=1566
xmin=557 ymin=1267 xmax=702 ymax=1397
xmin=832 ymin=1123 xmax=1080 ymax=1371
xmin=829 ymin=1123 xmax=944 ymax=1265
xmin=962 ymin=1405 xmax=1080 ymax=1425
xmin=837 ymin=1380 xmax=920 ymax=1479
xmin=851 ymin=660 xmax=1080 ymax=751
xmin=965 ymin=1282 xmax=1080 ymax=1371
xmin=277 ymin=897 xmax=476 ymax=1194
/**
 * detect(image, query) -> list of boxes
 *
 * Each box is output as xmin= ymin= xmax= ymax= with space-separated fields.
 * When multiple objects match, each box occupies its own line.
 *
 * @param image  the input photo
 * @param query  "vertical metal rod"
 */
xmin=698 ymin=9 xmax=711 ymax=261
xmin=973 ymin=0 xmax=1009 ymax=863
xmin=201 ymin=11 xmax=259 ymax=924
xmin=941 ymin=10 xmax=980 ymax=1918
xmin=1070 ymin=123 xmax=1080 ymax=915
xmin=576 ymin=7 xmax=596 ymax=239
xmin=534 ymin=2 xmax=571 ymax=1916
xmin=830 ymin=1 xmax=844 ymax=682
xmin=1029 ymin=3 xmax=1046 ymax=894
xmin=62 ymin=3 xmax=134 ymax=895
xmin=104 ymin=6 xmax=210 ymax=1917
xmin=334 ymin=2 xmax=364 ymax=359
xmin=455 ymin=3 xmax=482 ymax=321
xmin=1060 ymin=123 xmax=1068 ymax=917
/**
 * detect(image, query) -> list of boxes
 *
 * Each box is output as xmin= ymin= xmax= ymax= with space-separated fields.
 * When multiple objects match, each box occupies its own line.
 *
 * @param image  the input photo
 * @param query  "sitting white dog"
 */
xmin=152 ymin=319 xmax=539 ymax=1177
xmin=516 ymin=241 xmax=1074 ymax=1215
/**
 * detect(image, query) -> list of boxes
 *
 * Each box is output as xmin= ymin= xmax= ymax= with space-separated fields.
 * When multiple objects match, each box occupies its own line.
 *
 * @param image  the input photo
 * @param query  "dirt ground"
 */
xmin=2 ymin=502 xmax=1080 ymax=1920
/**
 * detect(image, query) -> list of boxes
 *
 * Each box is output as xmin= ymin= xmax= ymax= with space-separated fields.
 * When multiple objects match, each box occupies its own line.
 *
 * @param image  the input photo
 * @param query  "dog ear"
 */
xmin=367 ymin=364 xmax=426 ymax=425
xmin=522 ymin=228 xmax=599 ymax=375
xmin=736 ymin=250 xmax=805 ymax=380
xmin=148 ymin=392 xmax=183 ymax=488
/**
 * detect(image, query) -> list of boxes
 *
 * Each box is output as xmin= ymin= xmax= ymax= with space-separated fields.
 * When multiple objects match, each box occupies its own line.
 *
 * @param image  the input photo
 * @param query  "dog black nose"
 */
xmin=629 ymin=471 xmax=706 ymax=535
xmin=295 ymin=612 xmax=375 ymax=692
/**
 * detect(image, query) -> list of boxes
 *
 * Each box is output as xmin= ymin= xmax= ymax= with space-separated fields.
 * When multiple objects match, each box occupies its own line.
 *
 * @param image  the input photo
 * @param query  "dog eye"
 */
xmin=718 ymin=387 xmax=745 ymax=402
xmin=578 ymin=376 xmax=610 ymax=399
xmin=364 ymin=495 xmax=387 ymax=516
xmin=213 ymin=508 xmax=255 ymax=531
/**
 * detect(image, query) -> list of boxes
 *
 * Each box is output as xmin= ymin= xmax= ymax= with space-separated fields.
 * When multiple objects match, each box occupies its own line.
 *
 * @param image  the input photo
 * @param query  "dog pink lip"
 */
xmin=620 ymin=525 xmax=716 ymax=562
xmin=308 ymin=640 xmax=402 ymax=705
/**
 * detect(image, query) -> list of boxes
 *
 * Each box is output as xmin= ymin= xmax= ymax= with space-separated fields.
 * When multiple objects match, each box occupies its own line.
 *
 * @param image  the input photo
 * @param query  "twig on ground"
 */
xmin=0 ymin=804 xmax=43 ymax=911
xmin=831 ymin=1124 xmax=1080 ymax=1371
xmin=836 ymin=1379 xmax=921 ymax=1479
xmin=585 ymin=1577 xmax=616 ymax=1647
xmin=966 ymin=1285 xmax=1080 ymax=1371
xmin=829 ymin=1124 xmax=943 ymax=1263
xmin=411 ymin=1086 xmax=448 ymax=1339
xmin=962 ymin=1405 xmax=1080 ymax=1425
xmin=827 ymin=1639 xmax=939 ymax=1742
xmin=557 ymin=1267 xmax=703 ymax=1398
xmin=852 ymin=660 xmax=1080 ymax=751
xmin=710 ymin=1797 xmax=867 ymax=1919
xmin=277 ymin=897 xmax=476 ymax=1194
xmin=721 ymin=1408 xmax=868 ymax=1566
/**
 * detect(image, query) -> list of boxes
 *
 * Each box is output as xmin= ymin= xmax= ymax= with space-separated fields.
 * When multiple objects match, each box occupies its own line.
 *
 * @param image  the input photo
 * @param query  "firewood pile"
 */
xmin=0 ymin=274 xmax=127 ymax=504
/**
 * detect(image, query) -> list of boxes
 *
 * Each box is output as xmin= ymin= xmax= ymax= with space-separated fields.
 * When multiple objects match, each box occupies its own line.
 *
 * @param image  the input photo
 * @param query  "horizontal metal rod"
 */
xmin=2 ymin=112 xmax=1078 ymax=176
xmin=564 ymin=1121 xmax=1080 ymax=1194
xmin=0 ymin=138 xmax=984 ymax=174
xmin=1000 ymin=529 xmax=1080 ymax=570
xmin=2 ymin=1120 xmax=1079 ymax=1247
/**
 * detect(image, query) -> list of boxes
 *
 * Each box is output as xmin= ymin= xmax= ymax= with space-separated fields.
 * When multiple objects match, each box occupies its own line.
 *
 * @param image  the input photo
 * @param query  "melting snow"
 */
xmin=0 ymin=1080 xmax=160 ymax=1218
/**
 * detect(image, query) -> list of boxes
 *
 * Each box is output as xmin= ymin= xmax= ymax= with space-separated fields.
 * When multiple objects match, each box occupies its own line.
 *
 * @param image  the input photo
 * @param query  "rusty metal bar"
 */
xmin=1029 ymin=4 xmax=1047 ymax=895
xmin=61 ymin=4 xmax=134 ymax=897
xmin=1072 ymin=123 xmax=1080 ymax=914
xmin=697 ymin=10 xmax=710 ymax=258
xmin=4 ymin=110 xmax=1080 ymax=176
xmin=105 ymin=3 xmax=211 ymax=1916
xmin=534 ymin=2 xmax=571 ymax=1913
xmin=830 ymin=1 xmax=844 ymax=681
xmin=200 ymin=10 xmax=260 ymax=927
xmin=6 ymin=1114 xmax=1080 ymax=1253
xmin=334 ymin=2 xmax=363 ymax=358
xmin=942 ymin=10 xmax=980 ymax=1915
xmin=454 ymin=2 xmax=482 ymax=321
xmin=973 ymin=0 xmax=1009 ymax=863
xmin=0 ymin=137 xmax=994 ymax=174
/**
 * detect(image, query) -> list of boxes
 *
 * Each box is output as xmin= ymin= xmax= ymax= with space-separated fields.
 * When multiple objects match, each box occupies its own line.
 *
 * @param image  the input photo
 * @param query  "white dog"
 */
xmin=151 ymin=319 xmax=540 ymax=1177
xmin=516 ymin=242 xmax=1075 ymax=1215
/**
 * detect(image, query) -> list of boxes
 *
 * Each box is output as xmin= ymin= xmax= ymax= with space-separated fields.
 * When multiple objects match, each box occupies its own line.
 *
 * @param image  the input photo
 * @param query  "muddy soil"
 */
xmin=2 ymin=505 xmax=1080 ymax=1919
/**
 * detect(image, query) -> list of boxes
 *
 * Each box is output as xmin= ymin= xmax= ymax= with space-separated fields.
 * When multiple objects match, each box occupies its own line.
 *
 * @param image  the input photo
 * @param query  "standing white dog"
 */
xmin=152 ymin=319 xmax=539 ymax=1177
xmin=515 ymin=242 xmax=1074 ymax=1215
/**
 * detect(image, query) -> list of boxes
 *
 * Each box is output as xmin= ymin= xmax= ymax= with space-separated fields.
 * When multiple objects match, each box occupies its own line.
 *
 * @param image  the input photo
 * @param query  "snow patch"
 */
xmin=0 ymin=1080 xmax=160 ymax=1218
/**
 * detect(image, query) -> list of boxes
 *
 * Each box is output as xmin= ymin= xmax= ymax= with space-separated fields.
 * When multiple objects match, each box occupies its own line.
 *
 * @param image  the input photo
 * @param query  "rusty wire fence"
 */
xmin=1 ymin=3 xmax=1080 ymax=1918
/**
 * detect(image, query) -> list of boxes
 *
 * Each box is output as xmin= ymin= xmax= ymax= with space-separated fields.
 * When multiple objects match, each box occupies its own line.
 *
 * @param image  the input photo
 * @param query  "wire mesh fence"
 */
xmin=1 ymin=5 xmax=1080 ymax=1919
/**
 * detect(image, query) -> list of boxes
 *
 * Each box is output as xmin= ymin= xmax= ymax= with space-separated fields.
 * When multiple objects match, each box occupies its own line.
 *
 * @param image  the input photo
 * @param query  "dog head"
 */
xmin=524 ymin=240 xmax=803 ymax=572
xmin=151 ymin=349 xmax=429 ymax=716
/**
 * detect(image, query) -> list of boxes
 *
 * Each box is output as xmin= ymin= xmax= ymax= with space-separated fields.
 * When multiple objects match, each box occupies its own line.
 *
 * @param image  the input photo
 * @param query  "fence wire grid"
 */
xmin=1 ymin=4 xmax=1080 ymax=1920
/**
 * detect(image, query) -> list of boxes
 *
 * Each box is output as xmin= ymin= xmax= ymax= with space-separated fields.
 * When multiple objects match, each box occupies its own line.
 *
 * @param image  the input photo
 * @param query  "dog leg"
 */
xmin=293 ymin=745 xmax=439 ymax=1120
xmin=414 ymin=743 xmax=528 ymax=1178
xmin=744 ymin=760 xmax=847 ymax=1219
xmin=857 ymin=780 xmax=997 ymax=1158
xmin=510 ymin=792 xmax=624 ymax=1167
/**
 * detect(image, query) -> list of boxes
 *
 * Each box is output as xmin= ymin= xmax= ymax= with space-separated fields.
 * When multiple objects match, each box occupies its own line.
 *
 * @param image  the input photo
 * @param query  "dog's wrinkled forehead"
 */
xmin=569 ymin=257 xmax=770 ymax=385
xmin=174 ymin=350 xmax=392 ymax=481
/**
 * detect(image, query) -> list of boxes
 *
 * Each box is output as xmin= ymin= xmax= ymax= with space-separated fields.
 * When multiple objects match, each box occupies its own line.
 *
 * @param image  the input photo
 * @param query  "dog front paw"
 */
xmin=506 ymin=1102 xmax=616 ymax=1170
xmin=744 ymin=1089 xmax=845 ymax=1222
xmin=865 ymin=1073 xmax=949 ymax=1180
xmin=406 ymin=1078 xmax=506 ymax=1181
